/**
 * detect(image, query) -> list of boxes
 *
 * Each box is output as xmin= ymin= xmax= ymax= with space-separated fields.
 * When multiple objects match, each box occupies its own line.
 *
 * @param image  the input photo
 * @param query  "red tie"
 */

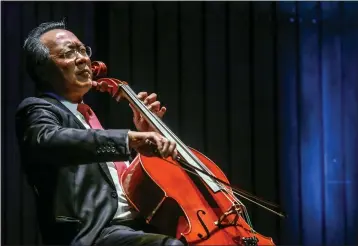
xmin=77 ymin=103 xmax=127 ymax=178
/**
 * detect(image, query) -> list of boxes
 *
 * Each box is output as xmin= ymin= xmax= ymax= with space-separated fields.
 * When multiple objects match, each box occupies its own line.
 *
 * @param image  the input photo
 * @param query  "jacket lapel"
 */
xmin=40 ymin=95 xmax=87 ymax=130
xmin=40 ymin=94 xmax=116 ymax=188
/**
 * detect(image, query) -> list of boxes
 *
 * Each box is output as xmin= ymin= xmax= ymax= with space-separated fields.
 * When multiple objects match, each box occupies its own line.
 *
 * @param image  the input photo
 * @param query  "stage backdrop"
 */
xmin=2 ymin=1 xmax=358 ymax=245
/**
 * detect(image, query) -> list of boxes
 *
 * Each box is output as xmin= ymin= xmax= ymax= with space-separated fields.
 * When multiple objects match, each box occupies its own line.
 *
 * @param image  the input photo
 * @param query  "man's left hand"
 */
xmin=129 ymin=92 xmax=166 ymax=132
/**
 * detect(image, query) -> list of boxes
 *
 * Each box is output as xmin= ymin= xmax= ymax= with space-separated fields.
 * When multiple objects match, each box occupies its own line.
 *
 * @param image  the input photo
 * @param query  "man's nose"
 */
xmin=75 ymin=53 xmax=90 ymax=65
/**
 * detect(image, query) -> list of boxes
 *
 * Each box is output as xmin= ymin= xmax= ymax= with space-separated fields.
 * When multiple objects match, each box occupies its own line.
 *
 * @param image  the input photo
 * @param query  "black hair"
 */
xmin=23 ymin=19 xmax=67 ymax=90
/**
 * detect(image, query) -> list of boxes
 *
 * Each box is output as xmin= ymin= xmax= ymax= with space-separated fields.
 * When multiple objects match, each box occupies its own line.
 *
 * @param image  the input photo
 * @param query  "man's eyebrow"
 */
xmin=61 ymin=41 xmax=84 ymax=47
xmin=61 ymin=41 xmax=73 ymax=45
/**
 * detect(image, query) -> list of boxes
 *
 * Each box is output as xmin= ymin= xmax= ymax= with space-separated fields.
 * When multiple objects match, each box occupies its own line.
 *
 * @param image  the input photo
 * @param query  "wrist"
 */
xmin=127 ymin=130 xmax=140 ymax=148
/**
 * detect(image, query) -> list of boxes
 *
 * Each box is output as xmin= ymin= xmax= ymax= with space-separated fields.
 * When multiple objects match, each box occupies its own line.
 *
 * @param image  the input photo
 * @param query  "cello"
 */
xmin=91 ymin=61 xmax=285 ymax=245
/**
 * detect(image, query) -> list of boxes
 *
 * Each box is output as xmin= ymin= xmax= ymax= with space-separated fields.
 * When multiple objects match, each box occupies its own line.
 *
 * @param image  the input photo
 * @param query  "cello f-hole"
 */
xmin=196 ymin=210 xmax=210 ymax=240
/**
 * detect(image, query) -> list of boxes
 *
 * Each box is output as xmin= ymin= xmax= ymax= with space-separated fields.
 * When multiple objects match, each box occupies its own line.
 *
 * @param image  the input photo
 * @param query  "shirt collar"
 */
xmin=44 ymin=92 xmax=81 ymax=115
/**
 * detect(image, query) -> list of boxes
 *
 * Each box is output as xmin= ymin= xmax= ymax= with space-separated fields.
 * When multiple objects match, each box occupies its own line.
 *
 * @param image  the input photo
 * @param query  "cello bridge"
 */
xmin=214 ymin=204 xmax=242 ymax=227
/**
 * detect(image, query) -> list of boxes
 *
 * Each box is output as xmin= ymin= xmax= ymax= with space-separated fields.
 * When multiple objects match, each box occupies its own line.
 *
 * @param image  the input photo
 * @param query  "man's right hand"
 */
xmin=127 ymin=130 xmax=178 ymax=159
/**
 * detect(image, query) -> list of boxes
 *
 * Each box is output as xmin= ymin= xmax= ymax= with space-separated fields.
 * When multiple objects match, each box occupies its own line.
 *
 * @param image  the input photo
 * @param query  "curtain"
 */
xmin=2 ymin=1 xmax=357 ymax=245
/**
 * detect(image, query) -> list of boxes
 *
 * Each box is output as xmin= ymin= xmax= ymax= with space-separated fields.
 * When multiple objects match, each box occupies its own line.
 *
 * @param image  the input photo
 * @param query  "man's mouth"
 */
xmin=77 ymin=69 xmax=91 ymax=77
xmin=76 ymin=69 xmax=92 ymax=83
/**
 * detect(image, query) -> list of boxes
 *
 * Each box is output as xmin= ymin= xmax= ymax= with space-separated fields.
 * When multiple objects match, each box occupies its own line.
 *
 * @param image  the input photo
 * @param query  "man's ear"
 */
xmin=36 ymin=62 xmax=49 ymax=81
xmin=37 ymin=59 xmax=62 ymax=86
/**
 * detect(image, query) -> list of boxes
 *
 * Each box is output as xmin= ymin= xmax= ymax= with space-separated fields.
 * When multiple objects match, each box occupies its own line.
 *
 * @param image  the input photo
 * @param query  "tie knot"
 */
xmin=77 ymin=103 xmax=92 ymax=122
xmin=77 ymin=103 xmax=103 ymax=129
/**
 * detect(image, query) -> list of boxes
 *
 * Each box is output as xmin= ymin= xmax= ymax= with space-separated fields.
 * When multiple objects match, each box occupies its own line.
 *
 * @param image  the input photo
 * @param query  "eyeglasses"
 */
xmin=62 ymin=46 xmax=92 ymax=60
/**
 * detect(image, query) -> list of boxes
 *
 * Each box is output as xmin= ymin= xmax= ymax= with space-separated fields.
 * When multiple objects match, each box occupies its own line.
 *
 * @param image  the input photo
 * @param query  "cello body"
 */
xmin=121 ymin=148 xmax=275 ymax=245
xmin=91 ymin=61 xmax=277 ymax=245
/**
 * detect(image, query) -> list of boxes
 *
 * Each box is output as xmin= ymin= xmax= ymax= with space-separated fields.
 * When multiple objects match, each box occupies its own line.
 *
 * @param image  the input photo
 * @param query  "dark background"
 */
xmin=2 ymin=1 xmax=358 ymax=245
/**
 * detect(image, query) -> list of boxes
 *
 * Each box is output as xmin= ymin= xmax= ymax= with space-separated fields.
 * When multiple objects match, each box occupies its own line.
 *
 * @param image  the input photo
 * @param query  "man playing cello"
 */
xmin=16 ymin=20 xmax=184 ymax=246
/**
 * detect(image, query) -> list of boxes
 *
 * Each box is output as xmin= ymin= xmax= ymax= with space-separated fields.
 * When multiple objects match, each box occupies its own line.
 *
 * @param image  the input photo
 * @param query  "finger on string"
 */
xmin=149 ymin=101 xmax=161 ymax=111
xmin=147 ymin=93 xmax=158 ymax=101
xmin=151 ymin=133 xmax=163 ymax=151
xmin=144 ymin=93 xmax=157 ymax=105
xmin=145 ymin=139 xmax=159 ymax=157
xmin=137 ymin=92 xmax=148 ymax=100
xmin=156 ymin=107 xmax=166 ymax=118
xmin=167 ymin=141 xmax=177 ymax=159
xmin=160 ymin=139 xmax=170 ymax=158
xmin=172 ymin=149 xmax=178 ymax=159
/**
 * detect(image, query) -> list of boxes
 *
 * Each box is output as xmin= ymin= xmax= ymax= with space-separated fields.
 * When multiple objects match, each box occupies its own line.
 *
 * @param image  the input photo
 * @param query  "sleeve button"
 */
xmin=111 ymin=191 xmax=118 ymax=198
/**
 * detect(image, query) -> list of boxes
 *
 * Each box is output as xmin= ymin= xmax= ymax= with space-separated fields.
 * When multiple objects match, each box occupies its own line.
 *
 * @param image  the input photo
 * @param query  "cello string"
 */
xmin=229 ymin=194 xmax=255 ymax=233
xmin=215 ymin=179 xmax=256 ymax=229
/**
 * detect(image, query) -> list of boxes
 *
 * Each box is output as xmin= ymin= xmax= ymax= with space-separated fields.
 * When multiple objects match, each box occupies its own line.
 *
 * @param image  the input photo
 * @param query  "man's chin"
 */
xmin=76 ymin=80 xmax=92 ymax=88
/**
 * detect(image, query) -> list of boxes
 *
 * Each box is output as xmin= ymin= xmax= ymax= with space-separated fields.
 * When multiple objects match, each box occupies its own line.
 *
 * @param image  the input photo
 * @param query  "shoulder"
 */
xmin=16 ymin=96 xmax=68 ymax=123
xmin=17 ymin=96 xmax=52 ymax=109
xmin=17 ymin=97 xmax=56 ymax=114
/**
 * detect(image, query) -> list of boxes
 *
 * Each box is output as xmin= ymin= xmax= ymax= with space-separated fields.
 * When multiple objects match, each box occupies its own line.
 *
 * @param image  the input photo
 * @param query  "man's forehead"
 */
xmin=41 ymin=29 xmax=82 ymax=47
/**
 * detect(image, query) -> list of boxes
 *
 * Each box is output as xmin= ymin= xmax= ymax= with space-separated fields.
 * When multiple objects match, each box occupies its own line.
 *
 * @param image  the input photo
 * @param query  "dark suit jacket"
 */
xmin=15 ymin=94 xmax=132 ymax=246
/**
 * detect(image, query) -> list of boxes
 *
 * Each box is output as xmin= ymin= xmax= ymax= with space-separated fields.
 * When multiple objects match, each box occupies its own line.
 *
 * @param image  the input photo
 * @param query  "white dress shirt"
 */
xmin=46 ymin=93 xmax=137 ymax=220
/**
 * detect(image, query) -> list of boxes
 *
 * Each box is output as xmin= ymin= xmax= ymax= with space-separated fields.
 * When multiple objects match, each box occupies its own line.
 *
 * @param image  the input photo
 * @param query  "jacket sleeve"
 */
xmin=15 ymin=99 xmax=132 ymax=167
